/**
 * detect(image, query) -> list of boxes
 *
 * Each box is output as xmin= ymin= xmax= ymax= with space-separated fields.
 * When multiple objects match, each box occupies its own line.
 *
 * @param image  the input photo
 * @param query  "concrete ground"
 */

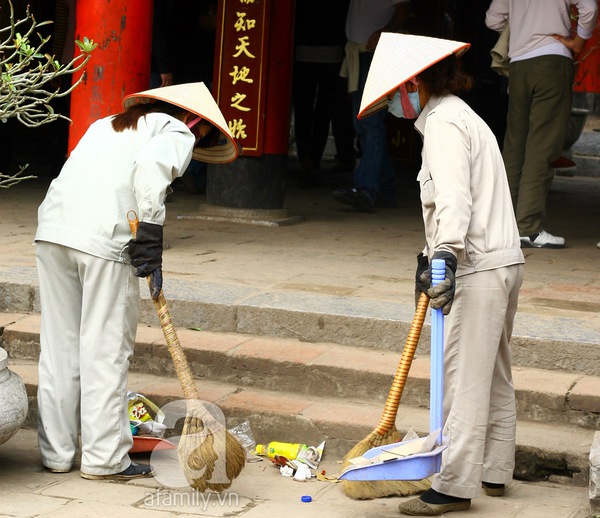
xmin=0 ymin=428 xmax=593 ymax=518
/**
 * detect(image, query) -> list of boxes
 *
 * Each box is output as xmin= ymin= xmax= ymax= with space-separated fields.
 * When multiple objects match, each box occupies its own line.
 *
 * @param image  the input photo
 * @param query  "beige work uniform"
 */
xmin=415 ymin=94 xmax=525 ymax=499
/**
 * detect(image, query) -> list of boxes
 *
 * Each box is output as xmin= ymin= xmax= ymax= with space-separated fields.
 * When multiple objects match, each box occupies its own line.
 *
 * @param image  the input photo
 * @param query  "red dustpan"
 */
xmin=131 ymin=436 xmax=176 ymax=453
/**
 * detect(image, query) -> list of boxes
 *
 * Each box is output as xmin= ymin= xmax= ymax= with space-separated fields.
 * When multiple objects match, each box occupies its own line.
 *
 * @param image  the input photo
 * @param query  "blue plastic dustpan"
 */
xmin=339 ymin=259 xmax=448 ymax=482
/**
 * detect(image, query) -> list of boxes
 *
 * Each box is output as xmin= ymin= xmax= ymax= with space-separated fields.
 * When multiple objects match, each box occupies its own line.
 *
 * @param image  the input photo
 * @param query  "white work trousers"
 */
xmin=432 ymin=264 xmax=524 ymax=499
xmin=36 ymin=241 xmax=140 ymax=475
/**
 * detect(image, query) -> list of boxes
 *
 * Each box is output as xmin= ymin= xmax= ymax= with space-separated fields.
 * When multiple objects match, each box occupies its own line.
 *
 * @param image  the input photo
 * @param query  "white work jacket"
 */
xmin=414 ymin=94 xmax=524 ymax=276
xmin=35 ymin=112 xmax=194 ymax=263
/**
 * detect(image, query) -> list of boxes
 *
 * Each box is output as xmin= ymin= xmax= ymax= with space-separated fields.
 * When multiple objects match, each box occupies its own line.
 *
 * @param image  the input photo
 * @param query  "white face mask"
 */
xmin=407 ymin=90 xmax=422 ymax=116
xmin=387 ymin=85 xmax=422 ymax=119
xmin=387 ymin=90 xmax=404 ymax=118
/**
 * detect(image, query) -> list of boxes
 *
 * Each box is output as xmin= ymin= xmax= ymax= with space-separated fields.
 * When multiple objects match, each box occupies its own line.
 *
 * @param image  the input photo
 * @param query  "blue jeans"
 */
xmin=351 ymin=52 xmax=396 ymax=204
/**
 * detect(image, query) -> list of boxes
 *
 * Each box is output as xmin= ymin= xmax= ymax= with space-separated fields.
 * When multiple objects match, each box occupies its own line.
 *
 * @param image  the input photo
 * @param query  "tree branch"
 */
xmin=0 ymin=0 xmax=96 ymax=185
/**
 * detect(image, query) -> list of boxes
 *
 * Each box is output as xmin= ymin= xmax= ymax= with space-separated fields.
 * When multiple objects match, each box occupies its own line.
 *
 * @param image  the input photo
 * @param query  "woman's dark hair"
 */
xmin=417 ymin=54 xmax=473 ymax=96
xmin=111 ymin=100 xmax=189 ymax=132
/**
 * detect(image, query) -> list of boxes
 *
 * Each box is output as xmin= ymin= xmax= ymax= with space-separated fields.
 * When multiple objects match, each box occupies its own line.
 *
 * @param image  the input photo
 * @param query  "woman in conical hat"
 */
xmin=122 ymin=82 xmax=238 ymax=164
xmin=361 ymin=34 xmax=525 ymax=515
xmin=34 ymin=82 xmax=237 ymax=482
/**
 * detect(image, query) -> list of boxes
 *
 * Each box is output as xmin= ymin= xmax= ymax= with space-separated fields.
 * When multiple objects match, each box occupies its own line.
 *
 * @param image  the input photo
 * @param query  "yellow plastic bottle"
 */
xmin=255 ymin=441 xmax=306 ymax=459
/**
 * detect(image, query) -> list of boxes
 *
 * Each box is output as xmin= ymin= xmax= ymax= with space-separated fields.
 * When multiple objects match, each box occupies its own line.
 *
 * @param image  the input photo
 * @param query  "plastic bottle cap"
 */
xmin=301 ymin=495 xmax=312 ymax=503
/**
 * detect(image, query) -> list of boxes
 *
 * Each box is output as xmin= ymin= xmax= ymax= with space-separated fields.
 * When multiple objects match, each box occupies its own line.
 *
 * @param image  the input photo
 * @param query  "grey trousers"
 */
xmin=503 ymin=55 xmax=573 ymax=236
xmin=432 ymin=264 xmax=524 ymax=499
xmin=36 ymin=241 xmax=139 ymax=475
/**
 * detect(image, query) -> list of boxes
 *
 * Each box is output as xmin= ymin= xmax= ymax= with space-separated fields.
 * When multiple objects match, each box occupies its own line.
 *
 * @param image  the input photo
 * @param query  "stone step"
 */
xmin=2 ymin=312 xmax=599 ymax=433
xmin=2 ymin=269 xmax=600 ymax=377
xmin=8 ymin=358 xmax=594 ymax=487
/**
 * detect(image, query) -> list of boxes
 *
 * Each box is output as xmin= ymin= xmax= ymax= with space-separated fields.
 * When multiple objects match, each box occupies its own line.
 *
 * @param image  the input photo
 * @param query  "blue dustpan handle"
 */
xmin=430 ymin=259 xmax=445 ymax=447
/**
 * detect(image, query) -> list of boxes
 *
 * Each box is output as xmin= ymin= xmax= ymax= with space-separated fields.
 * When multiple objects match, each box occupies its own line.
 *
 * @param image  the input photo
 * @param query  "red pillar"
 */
xmin=262 ymin=0 xmax=295 ymax=155
xmin=68 ymin=0 xmax=153 ymax=153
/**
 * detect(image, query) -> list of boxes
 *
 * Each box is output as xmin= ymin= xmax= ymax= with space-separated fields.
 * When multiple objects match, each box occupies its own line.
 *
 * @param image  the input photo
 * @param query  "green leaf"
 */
xmin=75 ymin=36 xmax=98 ymax=53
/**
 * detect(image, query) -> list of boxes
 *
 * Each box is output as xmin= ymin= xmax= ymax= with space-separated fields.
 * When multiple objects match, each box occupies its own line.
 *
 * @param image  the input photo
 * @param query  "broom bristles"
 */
xmin=340 ymin=427 xmax=432 ymax=499
xmin=178 ymin=413 xmax=247 ymax=493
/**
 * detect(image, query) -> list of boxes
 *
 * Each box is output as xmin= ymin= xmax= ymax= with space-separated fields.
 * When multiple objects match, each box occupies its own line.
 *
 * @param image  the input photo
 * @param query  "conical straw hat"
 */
xmin=358 ymin=33 xmax=470 ymax=119
xmin=123 ymin=82 xmax=239 ymax=164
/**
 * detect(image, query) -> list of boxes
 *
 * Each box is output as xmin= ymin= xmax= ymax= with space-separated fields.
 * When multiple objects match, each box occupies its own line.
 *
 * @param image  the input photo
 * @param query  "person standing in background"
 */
xmin=332 ymin=0 xmax=411 ymax=212
xmin=292 ymin=0 xmax=356 ymax=188
xmin=485 ymin=0 xmax=598 ymax=249
xmin=150 ymin=0 xmax=175 ymax=88
xmin=169 ymin=0 xmax=218 ymax=194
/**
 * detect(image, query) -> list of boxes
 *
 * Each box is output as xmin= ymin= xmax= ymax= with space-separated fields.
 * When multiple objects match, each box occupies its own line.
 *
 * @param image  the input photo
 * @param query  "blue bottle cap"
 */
xmin=301 ymin=495 xmax=312 ymax=503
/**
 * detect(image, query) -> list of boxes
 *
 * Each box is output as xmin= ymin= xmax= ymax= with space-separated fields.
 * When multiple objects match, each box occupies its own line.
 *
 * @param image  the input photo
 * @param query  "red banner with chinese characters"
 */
xmin=213 ymin=0 xmax=271 ymax=156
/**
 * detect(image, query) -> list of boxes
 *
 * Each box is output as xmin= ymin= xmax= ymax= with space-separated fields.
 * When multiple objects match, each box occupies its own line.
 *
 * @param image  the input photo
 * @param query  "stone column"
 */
xmin=0 ymin=347 xmax=28 ymax=445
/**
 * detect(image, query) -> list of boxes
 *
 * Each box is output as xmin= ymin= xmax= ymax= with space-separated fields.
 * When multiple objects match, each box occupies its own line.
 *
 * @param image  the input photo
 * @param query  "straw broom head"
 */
xmin=178 ymin=402 xmax=247 ymax=492
xmin=156 ymin=303 xmax=247 ymax=492
xmin=340 ymin=427 xmax=432 ymax=499
xmin=339 ymin=293 xmax=432 ymax=499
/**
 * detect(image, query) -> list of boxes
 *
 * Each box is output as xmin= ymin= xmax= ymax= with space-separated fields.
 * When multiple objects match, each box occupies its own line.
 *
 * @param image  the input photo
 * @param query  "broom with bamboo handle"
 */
xmin=340 ymin=291 xmax=432 ymax=499
xmin=128 ymin=211 xmax=246 ymax=492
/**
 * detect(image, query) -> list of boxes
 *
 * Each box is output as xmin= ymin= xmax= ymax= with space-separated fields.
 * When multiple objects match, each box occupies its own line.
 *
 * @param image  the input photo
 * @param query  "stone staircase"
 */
xmin=1 ymin=302 xmax=597 ymax=488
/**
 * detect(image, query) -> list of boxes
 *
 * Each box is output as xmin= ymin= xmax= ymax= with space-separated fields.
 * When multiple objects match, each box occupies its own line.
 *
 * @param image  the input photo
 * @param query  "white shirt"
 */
xmin=485 ymin=0 xmax=598 ymax=61
xmin=35 ymin=112 xmax=194 ymax=263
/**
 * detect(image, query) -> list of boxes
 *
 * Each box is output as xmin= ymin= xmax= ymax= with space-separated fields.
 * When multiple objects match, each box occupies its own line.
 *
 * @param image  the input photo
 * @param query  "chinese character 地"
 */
xmin=229 ymin=66 xmax=254 ymax=85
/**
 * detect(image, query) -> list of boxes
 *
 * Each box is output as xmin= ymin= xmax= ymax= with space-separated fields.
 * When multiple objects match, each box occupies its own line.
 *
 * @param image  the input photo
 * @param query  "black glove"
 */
xmin=128 ymin=222 xmax=163 ymax=299
xmin=415 ymin=253 xmax=429 ymax=307
xmin=421 ymin=250 xmax=457 ymax=315
xmin=147 ymin=269 xmax=163 ymax=300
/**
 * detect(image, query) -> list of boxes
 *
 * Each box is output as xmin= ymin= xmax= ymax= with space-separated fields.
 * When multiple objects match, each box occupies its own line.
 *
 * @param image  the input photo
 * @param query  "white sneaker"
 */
xmin=520 ymin=230 xmax=565 ymax=249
